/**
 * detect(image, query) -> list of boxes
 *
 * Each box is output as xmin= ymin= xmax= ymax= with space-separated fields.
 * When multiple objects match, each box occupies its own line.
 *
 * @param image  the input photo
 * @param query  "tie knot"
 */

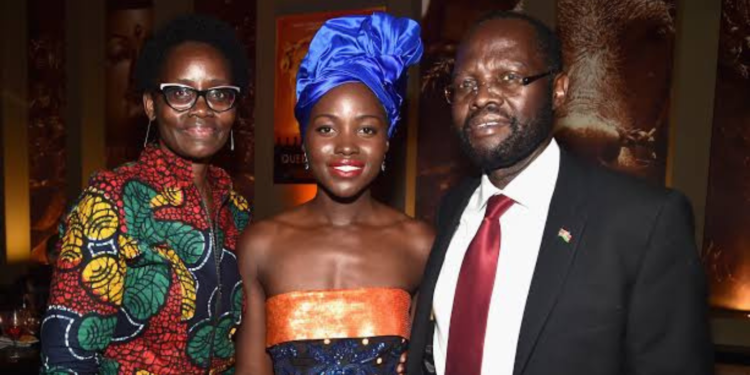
xmin=484 ymin=194 xmax=514 ymax=219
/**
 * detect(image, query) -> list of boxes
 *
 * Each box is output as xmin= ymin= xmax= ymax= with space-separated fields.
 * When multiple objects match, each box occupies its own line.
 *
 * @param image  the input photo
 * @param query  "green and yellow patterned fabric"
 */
xmin=41 ymin=145 xmax=250 ymax=375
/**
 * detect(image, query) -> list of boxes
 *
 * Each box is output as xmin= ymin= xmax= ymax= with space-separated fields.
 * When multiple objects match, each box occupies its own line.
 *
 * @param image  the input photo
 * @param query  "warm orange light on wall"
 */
xmin=707 ymin=237 xmax=750 ymax=313
xmin=3 ymin=112 xmax=31 ymax=264
xmin=3 ymin=113 xmax=32 ymax=264
xmin=2 ymin=0 xmax=31 ymax=264
xmin=5 ymin=215 xmax=31 ymax=264
xmin=289 ymin=184 xmax=317 ymax=206
xmin=712 ymin=284 xmax=750 ymax=313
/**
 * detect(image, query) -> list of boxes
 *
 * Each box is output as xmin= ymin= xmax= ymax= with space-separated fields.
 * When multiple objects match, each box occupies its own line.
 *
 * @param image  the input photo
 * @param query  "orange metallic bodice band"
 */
xmin=265 ymin=287 xmax=411 ymax=348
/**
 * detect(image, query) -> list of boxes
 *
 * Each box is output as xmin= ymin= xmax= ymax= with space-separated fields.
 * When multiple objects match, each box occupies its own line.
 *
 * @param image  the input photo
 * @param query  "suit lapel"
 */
xmin=422 ymin=178 xmax=480 ymax=301
xmin=408 ymin=177 xmax=480 ymax=374
xmin=513 ymin=152 xmax=591 ymax=375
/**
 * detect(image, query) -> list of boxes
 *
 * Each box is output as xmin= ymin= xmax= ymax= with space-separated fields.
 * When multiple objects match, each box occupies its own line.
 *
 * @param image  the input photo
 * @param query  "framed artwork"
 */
xmin=555 ymin=0 xmax=677 ymax=184
xmin=702 ymin=0 xmax=750 ymax=313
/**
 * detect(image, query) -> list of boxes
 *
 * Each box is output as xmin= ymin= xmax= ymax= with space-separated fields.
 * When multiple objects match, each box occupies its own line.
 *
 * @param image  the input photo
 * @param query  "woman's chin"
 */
xmin=162 ymin=141 xmax=224 ymax=162
xmin=318 ymin=184 xmax=370 ymax=203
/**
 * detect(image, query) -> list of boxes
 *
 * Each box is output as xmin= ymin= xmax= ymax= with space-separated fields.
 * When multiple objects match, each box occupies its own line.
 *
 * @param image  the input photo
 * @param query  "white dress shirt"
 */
xmin=433 ymin=140 xmax=561 ymax=375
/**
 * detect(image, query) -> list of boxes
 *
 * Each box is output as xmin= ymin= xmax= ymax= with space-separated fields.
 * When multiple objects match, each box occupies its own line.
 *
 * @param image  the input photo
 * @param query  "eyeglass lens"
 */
xmin=162 ymin=86 xmax=238 ymax=112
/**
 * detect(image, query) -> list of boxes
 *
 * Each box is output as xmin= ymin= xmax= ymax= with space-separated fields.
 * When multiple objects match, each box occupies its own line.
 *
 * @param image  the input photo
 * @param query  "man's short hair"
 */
xmin=135 ymin=14 xmax=250 ymax=93
xmin=469 ymin=11 xmax=563 ymax=73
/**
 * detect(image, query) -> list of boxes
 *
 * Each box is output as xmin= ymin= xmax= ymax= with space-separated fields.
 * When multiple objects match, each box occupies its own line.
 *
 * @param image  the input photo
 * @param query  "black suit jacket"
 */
xmin=407 ymin=151 xmax=713 ymax=375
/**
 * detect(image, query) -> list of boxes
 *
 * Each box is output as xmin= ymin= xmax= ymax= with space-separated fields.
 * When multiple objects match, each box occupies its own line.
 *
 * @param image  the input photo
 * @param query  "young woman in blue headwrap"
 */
xmin=236 ymin=12 xmax=433 ymax=375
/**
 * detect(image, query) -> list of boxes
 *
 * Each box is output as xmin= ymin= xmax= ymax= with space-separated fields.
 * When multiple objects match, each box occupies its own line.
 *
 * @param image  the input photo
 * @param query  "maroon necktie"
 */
xmin=445 ymin=194 xmax=514 ymax=375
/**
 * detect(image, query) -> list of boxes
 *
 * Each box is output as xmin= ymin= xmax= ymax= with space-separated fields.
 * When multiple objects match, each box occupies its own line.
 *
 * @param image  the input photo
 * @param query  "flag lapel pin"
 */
xmin=558 ymin=228 xmax=572 ymax=243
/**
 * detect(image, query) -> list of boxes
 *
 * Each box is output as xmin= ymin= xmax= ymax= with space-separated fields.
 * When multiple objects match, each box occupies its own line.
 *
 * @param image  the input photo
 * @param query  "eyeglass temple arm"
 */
xmin=522 ymin=71 xmax=556 ymax=86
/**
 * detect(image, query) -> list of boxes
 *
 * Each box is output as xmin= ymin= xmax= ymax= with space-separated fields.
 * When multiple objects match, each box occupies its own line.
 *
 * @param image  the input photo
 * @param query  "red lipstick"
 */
xmin=328 ymin=159 xmax=365 ymax=178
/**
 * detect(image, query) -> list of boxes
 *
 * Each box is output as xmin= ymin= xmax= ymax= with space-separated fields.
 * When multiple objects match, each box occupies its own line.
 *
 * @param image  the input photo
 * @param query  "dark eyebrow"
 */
xmin=310 ymin=114 xmax=336 ymax=122
xmin=171 ymin=79 xmax=197 ymax=87
xmin=453 ymin=60 xmax=531 ymax=78
xmin=503 ymin=60 xmax=529 ymax=70
xmin=169 ymin=79 xmax=232 ymax=89
xmin=207 ymin=79 xmax=232 ymax=87
xmin=452 ymin=70 xmax=472 ymax=79
xmin=356 ymin=114 xmax=385 ymax=122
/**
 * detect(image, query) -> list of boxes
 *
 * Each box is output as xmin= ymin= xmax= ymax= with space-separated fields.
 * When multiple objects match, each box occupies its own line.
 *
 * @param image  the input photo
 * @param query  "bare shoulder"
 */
xmin=236 ymin=209 xmax=301 ymax=271
xmin=379 ymin=204 xmax=435 ymax=260
xmin=402 ymin=216 xmax=435 ymax=261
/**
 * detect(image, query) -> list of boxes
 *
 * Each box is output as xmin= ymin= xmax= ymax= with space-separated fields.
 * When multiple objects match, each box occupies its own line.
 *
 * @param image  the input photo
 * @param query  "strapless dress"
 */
xmin=266 ymin=287 xmax=411 ymax=375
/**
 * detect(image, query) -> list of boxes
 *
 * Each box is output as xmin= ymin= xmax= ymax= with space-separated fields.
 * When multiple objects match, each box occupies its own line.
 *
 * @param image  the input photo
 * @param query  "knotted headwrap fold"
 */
xmin=294 ymin=12 xmax=423 ymax=139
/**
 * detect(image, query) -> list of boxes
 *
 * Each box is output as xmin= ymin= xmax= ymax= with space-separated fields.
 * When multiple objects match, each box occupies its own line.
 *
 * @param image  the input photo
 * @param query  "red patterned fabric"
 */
xmin=41 ymin=145 xmax=251 ymax=375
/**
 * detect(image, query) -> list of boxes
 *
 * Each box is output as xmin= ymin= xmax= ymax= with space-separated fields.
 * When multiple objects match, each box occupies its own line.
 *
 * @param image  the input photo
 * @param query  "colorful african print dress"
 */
xmin=40 ymin=145 xmax=251 ymax=375
xmin=266 ymin=287 xmax=411 ymax=375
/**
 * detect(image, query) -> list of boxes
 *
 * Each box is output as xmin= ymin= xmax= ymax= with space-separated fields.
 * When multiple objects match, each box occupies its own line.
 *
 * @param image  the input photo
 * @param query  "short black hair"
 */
xmin=135 ymin=14 xmax=250 ymax=93
xmin=467 ymin=11 xmax=563 ymax=73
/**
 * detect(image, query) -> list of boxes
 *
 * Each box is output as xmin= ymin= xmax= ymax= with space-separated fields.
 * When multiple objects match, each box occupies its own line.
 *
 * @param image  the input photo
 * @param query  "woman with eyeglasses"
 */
xmin=235 ymin=13 xmax=434 ymax=375
xmin=41 ymin=15 xmax=250 ymax=375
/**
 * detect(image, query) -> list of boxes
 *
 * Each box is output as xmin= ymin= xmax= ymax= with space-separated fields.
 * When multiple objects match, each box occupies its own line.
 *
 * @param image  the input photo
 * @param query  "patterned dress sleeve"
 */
xmin=40 ymin=175 xmax=127 ymax=375
xmin=227 ymin=191 xmax=251 ymax=233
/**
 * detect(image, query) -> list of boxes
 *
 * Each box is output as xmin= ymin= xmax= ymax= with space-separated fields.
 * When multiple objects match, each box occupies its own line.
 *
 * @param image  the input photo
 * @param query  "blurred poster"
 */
xmin=416 ymin=0 xmax=522 ymax=222
xmin=273 ymin=7 xmax=384 ymax=184
xmin=105 ymin=0 xmax=153 ymax=168
xmin=28 ymin=0 xmax=67 ymax=263
xmin=196 ymin=0 xmax=257 ymax=202
xmin=555 ymin=0 xmax=676 ymax=183
xmin=702 ymin=0 xmax=750 ymax=312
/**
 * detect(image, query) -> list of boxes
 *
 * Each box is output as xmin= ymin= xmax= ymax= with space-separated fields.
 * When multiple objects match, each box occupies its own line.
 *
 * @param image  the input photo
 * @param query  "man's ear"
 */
xmin=552 ymin=71 xmax=569 ymax=111
xmin=143 ymin=91 xmax=156 ymax=121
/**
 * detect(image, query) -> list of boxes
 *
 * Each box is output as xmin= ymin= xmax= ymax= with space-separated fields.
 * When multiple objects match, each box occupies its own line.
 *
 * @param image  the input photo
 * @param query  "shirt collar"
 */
xmin=136 ymin=144 xmax=233 ymax=197
xmin=473 ymin=139 xmax=560 ymax=213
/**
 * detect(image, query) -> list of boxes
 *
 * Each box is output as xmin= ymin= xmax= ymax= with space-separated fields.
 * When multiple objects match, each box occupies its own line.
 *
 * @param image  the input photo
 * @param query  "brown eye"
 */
xmin=500 ymin=72 xmax=522 ymax=85
xmin=165 ymin=86 xmax=195 ymax=104
xmin=359 ymin=126 xmax=378 ymax=136
xmin=458 ymin=79 xmax=478 ymax=93
xmin=208 ymin=89 xmax=235 ymax=104
xmin=315 ymin=125 xmax=334 ymax=134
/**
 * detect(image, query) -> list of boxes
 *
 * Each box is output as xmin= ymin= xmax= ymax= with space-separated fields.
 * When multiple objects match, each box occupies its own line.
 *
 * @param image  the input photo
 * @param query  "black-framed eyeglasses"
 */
xmin=444 ymin=71 xmax=554 ymax=104
xmin=158 ymin=83 xmax=241 ymax=112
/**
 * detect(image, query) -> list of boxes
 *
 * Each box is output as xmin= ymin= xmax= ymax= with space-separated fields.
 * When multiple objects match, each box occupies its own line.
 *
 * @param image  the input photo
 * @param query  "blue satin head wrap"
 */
xmin=295 ymin=12 xmax=423 ymax=139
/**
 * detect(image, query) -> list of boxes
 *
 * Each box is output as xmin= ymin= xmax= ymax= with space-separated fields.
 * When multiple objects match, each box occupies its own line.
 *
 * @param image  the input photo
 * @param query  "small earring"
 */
xmin=143 ymin=119 xmax=152 ymax=147
xmin=381 ymin=160 xmax=386 ymax=172
xmin=301 ymin=146 xmax=310 ymax=170
xmin=230 ymin=129 xmax=235 ymax=151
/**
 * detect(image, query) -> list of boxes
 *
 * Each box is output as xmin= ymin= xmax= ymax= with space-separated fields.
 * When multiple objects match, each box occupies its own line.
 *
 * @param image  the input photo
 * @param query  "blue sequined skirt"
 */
xmin=268 ymin=336 xmax=408 ymax=375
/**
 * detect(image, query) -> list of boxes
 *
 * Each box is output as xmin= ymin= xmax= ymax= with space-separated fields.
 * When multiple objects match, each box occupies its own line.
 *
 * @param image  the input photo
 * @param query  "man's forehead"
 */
xmin=463 ymin=18 xmax=537 ymax=50
xmin=455 ymin=19 xmax=541 ymax=70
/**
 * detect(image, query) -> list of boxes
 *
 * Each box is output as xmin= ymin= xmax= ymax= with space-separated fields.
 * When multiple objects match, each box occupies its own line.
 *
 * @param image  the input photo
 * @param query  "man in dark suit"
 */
xmin=406 ymin=11 xmax=713 ymax=375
